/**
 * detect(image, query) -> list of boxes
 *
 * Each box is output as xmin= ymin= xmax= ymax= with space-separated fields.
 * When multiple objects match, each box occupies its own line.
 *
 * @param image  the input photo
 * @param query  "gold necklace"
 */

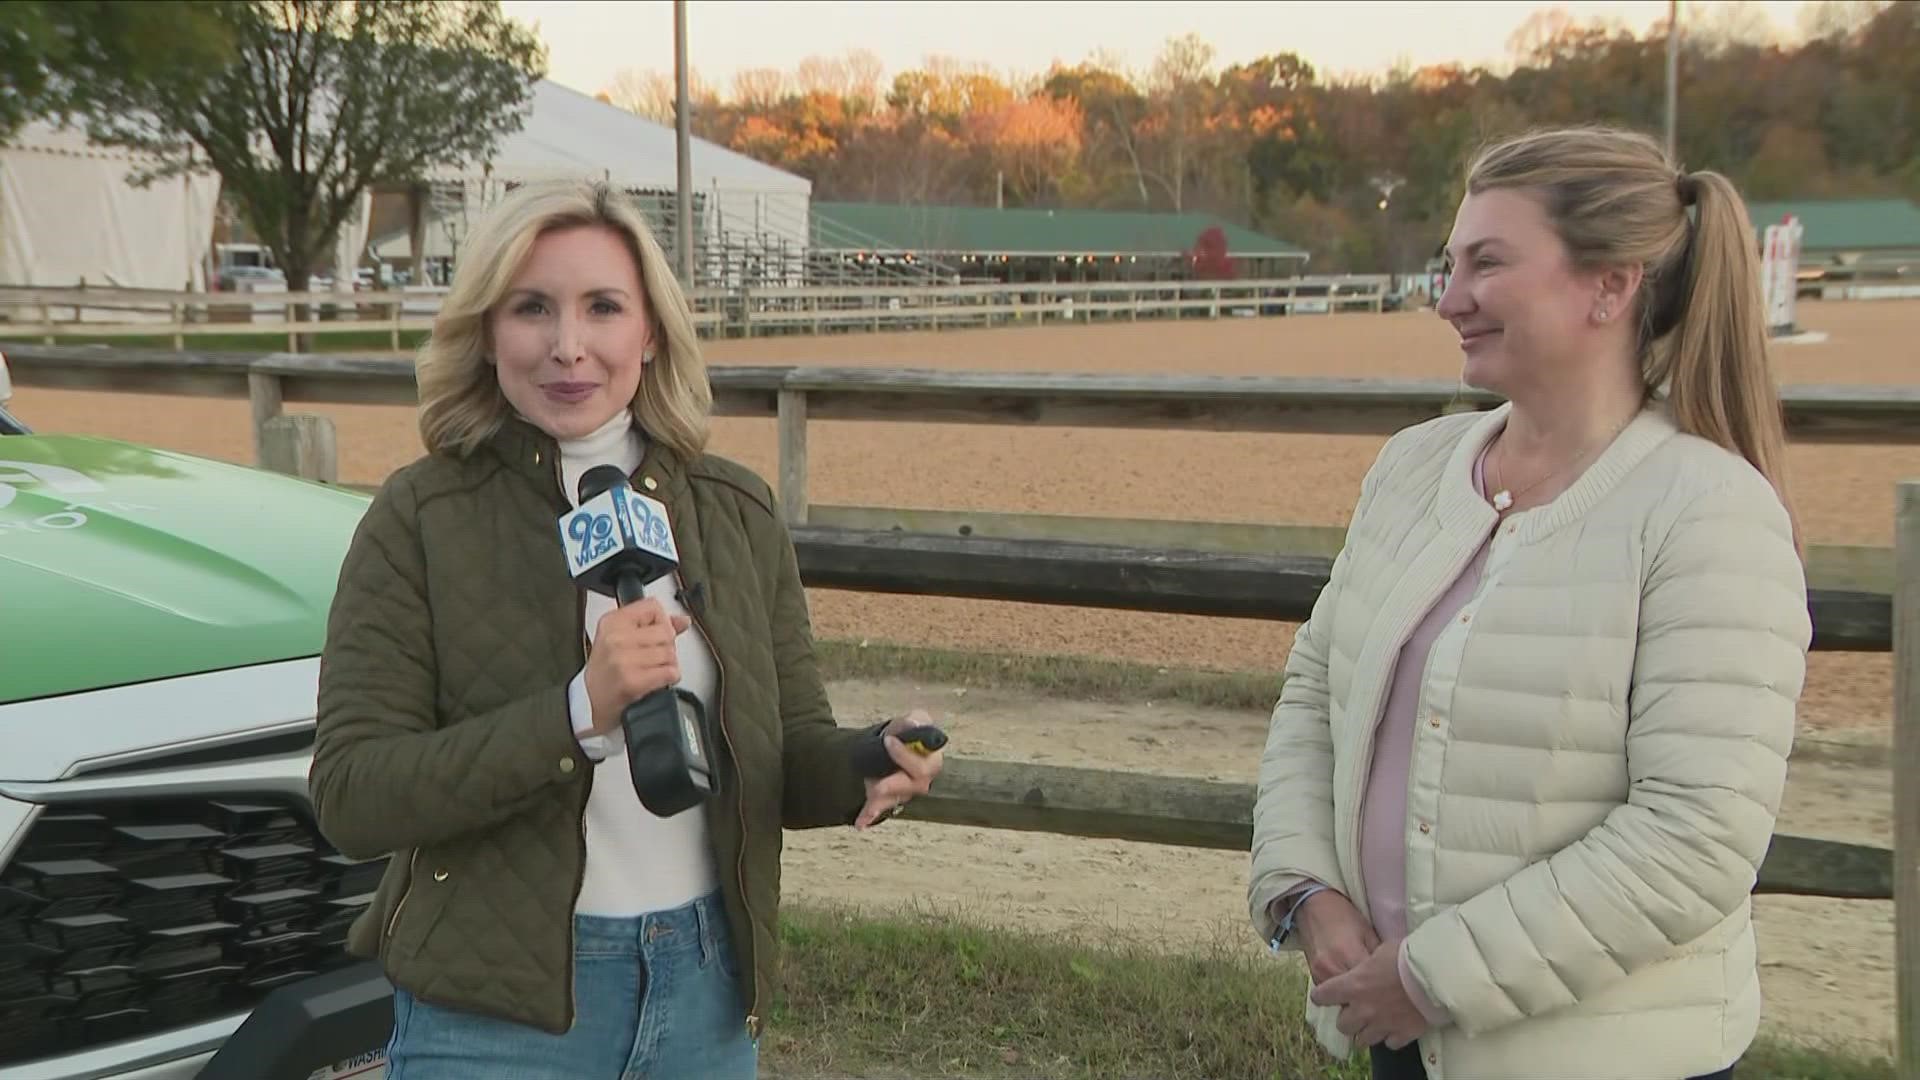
xmin=1487 ymin=452 xmax=1552 ymax=512
xmin=1487 ymin=414 xmax=1635 ymax=513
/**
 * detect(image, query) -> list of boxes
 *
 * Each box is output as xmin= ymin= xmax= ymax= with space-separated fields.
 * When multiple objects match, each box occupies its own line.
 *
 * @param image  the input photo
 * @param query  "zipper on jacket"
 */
xmin=1344 ymin=529 xmax=1491 ymax=916
xmin=687 ymin=607 xmax=756 ymax=1015
xmin=384 ymin=848 xmax=422 ymax=943
xmin=556 ymin=450 xmax=591 ymax=1033
xmin=555 ymin=444 xmax=755 ymax=1016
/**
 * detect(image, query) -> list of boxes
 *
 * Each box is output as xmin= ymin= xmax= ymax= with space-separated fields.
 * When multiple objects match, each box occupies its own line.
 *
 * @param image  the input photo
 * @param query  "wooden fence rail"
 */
xmin=7 ymin=343 xmax=1919 ymax=456
xmin=799 ymin=503 xmax=1903 ymax=593
xmin=787 ymin=526 xmax=1893 ymax=652
xmin=908 ymin=759 xmax=1895 ymax=901
xmin=0 ymin=275 xmax=1385 ymax=346
xmin=727 ymin=275 xmax=1390 ymax=335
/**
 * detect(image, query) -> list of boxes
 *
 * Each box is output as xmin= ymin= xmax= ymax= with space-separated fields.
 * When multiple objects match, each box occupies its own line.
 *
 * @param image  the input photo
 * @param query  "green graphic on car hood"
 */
xmin=0 ymin=436 xmax=370 ymax=704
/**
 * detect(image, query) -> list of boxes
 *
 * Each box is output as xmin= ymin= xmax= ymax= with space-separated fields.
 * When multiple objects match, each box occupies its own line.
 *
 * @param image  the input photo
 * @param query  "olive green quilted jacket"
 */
xmin=309 ymin=415 xmax=872 ymax=1036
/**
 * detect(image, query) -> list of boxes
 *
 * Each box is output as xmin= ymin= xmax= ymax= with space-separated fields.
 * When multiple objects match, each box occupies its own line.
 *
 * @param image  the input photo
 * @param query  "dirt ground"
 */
xmin=10 ymin=297 xmax=1917 ymax=1054
xmin=793 ymin=675 xmax=1898 ymax=1056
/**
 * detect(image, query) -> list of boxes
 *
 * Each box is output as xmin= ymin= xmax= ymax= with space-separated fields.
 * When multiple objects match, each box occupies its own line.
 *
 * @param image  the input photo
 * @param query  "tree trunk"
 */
xmin=1173 ymin=118 xmax=1186 ymax=213
xmin=1112 ymin=105 xmax=1152 ymax=208
xmin=408 ymin=183 xmax=429 ymax=286
xmin=286 ymin=264 xmax=313 ymax=354
xmin=284 ymin=200 xmax=315 ymax=354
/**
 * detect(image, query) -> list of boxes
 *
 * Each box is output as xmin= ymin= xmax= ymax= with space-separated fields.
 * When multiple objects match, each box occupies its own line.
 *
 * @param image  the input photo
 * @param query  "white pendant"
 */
xmin=1492 ymin=489 xmax=1513 ymax=511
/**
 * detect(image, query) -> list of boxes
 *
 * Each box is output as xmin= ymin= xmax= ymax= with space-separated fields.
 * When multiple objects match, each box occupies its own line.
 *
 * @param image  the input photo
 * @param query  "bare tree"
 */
xmin=1144 ymin=33 xmax=1216 ymax=210
xmin=1090 ymin=48 xmax=1155 ymax=208
xmin=601 ymin=68 xmax=675 ymax=123
xmin=732 ymin=67 xmax=789 ymax=108
xmin=843 ymin=48 xmax=885 ymax=108
xmin=797 ymin=54 xmax=861 ymax=97
xmin=600 ymin=66 xmax=715 ymax=124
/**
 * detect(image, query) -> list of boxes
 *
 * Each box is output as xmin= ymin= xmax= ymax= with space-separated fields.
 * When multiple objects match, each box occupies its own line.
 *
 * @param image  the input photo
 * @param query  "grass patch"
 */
xmin=815 ymin=638 xmax=1279 ymax=713
xmin=763 ymin=903 xmax=1893 ymax=1080
xmin=764 ymin=902 xmax=1355 ymax=1080
xmin=1739 ymin=1039 xmax=1898 ymax=1080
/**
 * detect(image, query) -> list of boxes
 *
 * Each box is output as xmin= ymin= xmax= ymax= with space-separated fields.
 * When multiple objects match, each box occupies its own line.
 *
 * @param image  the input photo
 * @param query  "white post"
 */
xmin=1762 ymin=214 xmax=1803 ymax=337
xmin=1896 ymin=480 xmax=1920 ymax=1080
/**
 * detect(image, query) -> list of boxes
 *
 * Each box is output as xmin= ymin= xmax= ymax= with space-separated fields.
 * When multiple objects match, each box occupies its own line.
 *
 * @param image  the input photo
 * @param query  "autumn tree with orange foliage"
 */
xmin=969 ymin=96 xmax=1083 ymax=205
xmin=603 ymin=2 xmax=1915 ymax=272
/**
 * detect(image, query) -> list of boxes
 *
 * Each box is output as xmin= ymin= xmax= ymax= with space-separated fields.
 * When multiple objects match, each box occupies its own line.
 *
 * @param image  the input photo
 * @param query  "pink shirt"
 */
xmin=1369 ymin=454 xmax=1493 ymax=1025
xmin=1362 ymin=451 xmax=1494 ymax=944
xmin=1283 ymin=451 xmax=1495 ymax=1028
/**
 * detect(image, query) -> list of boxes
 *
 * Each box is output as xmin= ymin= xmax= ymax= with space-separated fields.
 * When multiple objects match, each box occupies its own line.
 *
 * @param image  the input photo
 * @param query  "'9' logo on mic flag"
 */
xmin=557 ymin=486 xmax=679 ymax=579
xmin=566 ymin=507 xmax=617 ymax=569
xmin=624 ymin=490 xmax=676 ymax=560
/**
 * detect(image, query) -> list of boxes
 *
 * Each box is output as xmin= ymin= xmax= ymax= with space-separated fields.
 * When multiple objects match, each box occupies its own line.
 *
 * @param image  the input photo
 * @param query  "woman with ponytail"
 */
xmin=1248 ymin=126 xmax=1810 ymax=1080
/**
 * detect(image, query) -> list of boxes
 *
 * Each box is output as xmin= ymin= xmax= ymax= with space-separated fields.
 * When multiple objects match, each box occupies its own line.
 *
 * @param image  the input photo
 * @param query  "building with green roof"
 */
xmin=810 ymin=201 xmax=1309 ymax=284
xmin=1745 ymin=197 xmax=1920 ymax=273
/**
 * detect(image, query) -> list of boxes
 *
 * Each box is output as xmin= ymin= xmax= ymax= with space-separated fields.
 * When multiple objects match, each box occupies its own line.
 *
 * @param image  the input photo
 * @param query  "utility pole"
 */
xmin=673 ymin=0 xmax=695 ymax=286
xmin=1665 ymin=0 xmax=1680 ymax=159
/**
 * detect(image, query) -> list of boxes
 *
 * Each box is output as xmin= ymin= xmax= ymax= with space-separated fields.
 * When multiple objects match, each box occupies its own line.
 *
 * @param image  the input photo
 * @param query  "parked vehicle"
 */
xmin=0 ymin=350 xmax=392 ymax=1078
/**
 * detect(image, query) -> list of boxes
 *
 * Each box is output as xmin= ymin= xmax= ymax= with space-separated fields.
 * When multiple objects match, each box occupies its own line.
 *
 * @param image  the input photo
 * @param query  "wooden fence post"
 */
xmin=247 ymin=370 xmax=284 ymax=467
xmin=1897 ymin=479 xmax=1920 ymax=1080
xmin=259 ymin=414 xmax=338 ymax=483
xmin=777 ymin=388 xmax=809 ymax=525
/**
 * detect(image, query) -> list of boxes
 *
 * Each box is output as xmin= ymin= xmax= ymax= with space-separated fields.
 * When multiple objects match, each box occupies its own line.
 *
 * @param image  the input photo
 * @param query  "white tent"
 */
xmin=0 ymin=120 xmax=222 ymax=295
xmin=373 ymin=80 xmax=812 ymax=277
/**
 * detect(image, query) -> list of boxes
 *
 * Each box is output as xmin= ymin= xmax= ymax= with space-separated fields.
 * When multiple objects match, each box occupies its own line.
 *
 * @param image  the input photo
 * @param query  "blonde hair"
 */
xmin=416 ymin=180 xmax=711 ymax=458
xmin=1466 ymin=125 xmax=1799 ymax=549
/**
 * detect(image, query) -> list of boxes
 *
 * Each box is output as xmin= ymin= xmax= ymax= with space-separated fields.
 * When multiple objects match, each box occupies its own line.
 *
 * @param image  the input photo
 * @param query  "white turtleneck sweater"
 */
xmin=558 ymin=410 xmax=721 ymax=916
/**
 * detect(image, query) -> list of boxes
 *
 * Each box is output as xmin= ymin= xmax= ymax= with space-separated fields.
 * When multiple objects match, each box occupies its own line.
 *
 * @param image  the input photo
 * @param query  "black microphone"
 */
xmin=559 ymin=464 xmax=715 ymax=817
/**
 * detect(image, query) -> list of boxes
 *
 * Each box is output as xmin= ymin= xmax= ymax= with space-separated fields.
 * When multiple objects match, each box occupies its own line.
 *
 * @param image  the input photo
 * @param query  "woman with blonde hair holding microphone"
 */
xmin=1249 ymin=126 xmax=1810 ymax=1080
xmin=310 ymin=180 xmax=942 ymax=1078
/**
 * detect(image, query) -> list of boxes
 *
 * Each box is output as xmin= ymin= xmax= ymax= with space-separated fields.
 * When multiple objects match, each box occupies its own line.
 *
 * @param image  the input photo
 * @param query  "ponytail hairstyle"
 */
xmin=1465 ymin=126 xmax=1800 ymax=553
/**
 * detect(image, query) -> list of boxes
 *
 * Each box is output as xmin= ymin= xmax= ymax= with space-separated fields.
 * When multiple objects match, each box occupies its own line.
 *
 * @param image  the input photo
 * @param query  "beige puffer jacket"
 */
xmin=1248 ymin=402 xmax=1810 ymax=1080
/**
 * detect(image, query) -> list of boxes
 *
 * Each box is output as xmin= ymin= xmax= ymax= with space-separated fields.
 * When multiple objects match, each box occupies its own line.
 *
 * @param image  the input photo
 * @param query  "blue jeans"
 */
xmin=384 ymin=891 xmax=757 ymax=1079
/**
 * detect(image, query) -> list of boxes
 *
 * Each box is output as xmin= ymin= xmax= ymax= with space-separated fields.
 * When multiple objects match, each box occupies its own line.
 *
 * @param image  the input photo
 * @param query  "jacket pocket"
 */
xmin=377 ymin=850 xmax=419 ymax=962
xmin=384 ymin=848 xmax=455 ymax=961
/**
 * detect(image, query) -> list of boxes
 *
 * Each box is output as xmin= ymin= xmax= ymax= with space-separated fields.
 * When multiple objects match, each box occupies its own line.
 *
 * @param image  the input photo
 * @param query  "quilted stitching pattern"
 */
xmin=311 ymin=420 xmax=868 ymax=1035
xmin=1249 ymin=405 xmax=1810 ymax=1080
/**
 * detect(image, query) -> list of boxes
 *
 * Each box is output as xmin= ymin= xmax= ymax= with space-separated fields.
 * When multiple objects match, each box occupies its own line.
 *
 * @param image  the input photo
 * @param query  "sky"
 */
xmin=498 ymin=0 xmax=1823 ymax=99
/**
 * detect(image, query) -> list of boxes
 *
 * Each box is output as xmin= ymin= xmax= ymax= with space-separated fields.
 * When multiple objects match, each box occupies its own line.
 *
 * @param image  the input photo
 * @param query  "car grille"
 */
xmin=0 ymin=796 xmax=387 ymax=1067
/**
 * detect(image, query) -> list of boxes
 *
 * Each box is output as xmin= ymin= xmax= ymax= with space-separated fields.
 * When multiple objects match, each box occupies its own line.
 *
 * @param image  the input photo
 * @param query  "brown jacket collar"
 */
xmin=481 ymin=413 xmax=692 ymax=510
